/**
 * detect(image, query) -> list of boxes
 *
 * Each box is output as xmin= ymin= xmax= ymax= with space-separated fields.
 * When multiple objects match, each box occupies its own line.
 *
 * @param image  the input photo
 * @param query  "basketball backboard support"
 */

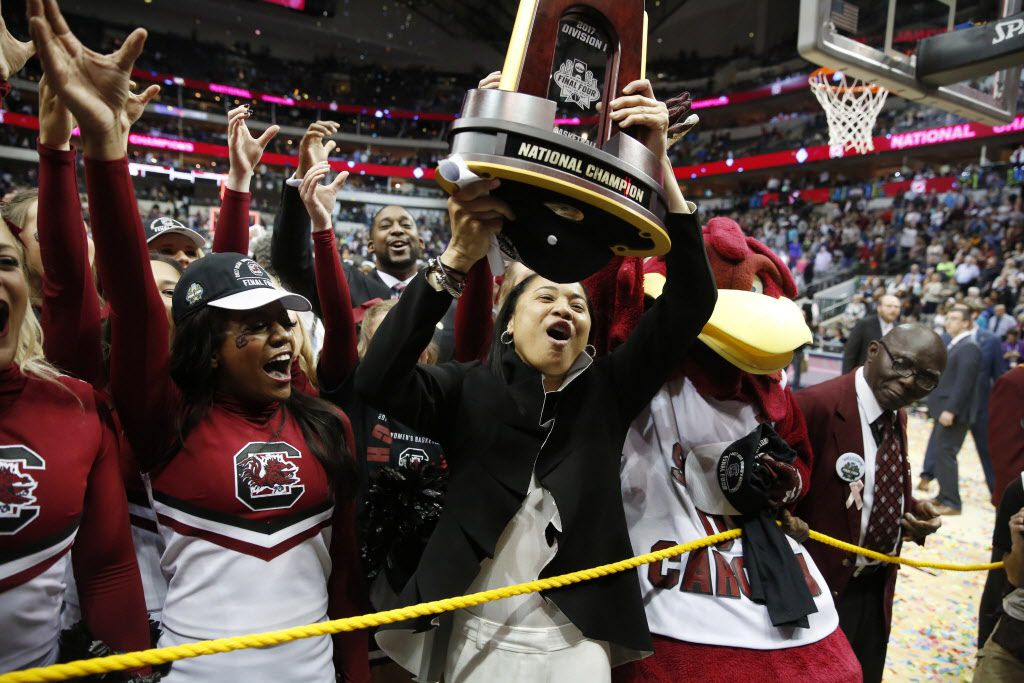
xmin=798 ymin=0 xmax=1022 ymax=125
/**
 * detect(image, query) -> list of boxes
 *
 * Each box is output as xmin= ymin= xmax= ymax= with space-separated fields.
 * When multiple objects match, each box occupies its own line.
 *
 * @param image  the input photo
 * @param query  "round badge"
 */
xmin=717 ymin=451 xmax=745 ymax=494
xmin=835 ymin=452 xmax=865 ymax=483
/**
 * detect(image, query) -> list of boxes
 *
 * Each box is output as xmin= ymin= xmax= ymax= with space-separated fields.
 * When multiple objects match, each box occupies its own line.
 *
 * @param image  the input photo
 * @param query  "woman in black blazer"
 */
xmin=354 ymin=80 xmax=717 ymax=682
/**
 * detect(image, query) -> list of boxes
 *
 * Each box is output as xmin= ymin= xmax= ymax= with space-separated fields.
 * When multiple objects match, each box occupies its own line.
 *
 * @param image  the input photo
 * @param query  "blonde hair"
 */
xmin=0 ymin=188 xmax=38 ymax=234
xmin=355 ymin=299 xmax=439 ymax=365
xmin=357 ymin=299 xmax=399 ymax=359
xmin=0 ymin=217 xmax=66 ymax=387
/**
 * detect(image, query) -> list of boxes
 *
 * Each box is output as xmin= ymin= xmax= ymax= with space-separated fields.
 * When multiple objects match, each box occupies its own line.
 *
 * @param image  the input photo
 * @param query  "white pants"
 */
xmin=444 ymin=612 xmax=611 ymax=683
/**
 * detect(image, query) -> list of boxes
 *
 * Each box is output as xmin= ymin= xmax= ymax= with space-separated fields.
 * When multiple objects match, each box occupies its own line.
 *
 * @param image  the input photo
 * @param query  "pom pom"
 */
xmin=361 ymin=463 xmax=449 ymax=592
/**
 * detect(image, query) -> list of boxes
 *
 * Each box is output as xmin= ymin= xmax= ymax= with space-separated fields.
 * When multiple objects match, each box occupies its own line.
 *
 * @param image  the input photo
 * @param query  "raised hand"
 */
xmin=125 ymin=79 xmax=160 ymax=128
xmin=28 ymin=0 xmax=146 ymax=159
xmin=608 ymin=79 xmax=670 ymax=161
xmin=37 ymin=74 xmax=73 ymax=150
xmin=442 ymin=178 xmax=513 ymax=272
xmin=665 ymin=91 xmax=699 ymax=147
xmin=478 ymin=70 xmax=501 ymax=90
xmin=298 ymin=161 xmax=348 ymax=232
xmin=0 ymin=2 xmax=34 ymax=80
xmin=296 ymin=120 xmax=339 ymax=179
xmin=226 ymin=104 xmax=279 ymax=192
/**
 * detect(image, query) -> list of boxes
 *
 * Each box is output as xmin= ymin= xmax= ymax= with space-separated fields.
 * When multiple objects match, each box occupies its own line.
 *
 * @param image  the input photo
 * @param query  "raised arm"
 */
xmin=271 ymin=120 xmax=340 ymax=317
xmin=36 ymin=74 xmax=105 ymax=386
xmin=453 ymin=258 xmax=494 ymax=362
xmin=600 ymin=80 xmax=716 ymax=421
xmin=299 ymin=161 xmax=359 ymax=390
xmin=30 ymin=0 xmax=180 ymax=464
xmin=213 ymin=105 xmax=279 ymax=254
xmin=72 ymin=397 xmax=152 ymax=670
xmin=355 ymin=179 xmax=510 ymax=438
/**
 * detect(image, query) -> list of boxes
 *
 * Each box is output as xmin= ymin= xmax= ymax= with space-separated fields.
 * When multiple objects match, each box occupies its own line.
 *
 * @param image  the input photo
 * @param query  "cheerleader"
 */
xmin=0 ymin=212 xmax=153 ymax=677
xmin=29 ymin=2 xmax=369 ymax=680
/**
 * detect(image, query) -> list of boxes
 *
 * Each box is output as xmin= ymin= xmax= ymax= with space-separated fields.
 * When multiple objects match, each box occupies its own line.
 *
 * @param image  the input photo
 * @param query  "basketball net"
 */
xmin=808 ymin=67 xmax=889 ymax=155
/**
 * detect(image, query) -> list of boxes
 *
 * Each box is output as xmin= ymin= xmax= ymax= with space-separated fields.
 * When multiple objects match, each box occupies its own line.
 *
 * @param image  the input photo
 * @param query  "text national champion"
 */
xmin=515 ymin=141 xmax=647 ymax=203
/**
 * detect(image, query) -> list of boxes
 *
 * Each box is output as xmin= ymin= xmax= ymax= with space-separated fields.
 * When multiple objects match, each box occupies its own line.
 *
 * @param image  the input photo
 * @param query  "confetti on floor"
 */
xmin=879 ymin=413 xmax=996 ymax=682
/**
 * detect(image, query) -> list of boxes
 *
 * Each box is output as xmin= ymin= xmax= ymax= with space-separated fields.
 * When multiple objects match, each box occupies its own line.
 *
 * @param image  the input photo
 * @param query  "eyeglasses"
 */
xmin=877 ymin=341 xmax=940 ymax=391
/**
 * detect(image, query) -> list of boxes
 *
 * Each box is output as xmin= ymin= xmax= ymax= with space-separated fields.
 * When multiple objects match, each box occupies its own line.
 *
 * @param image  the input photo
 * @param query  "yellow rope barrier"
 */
xmin=0 ymin=527 xmax=1000 ymax=683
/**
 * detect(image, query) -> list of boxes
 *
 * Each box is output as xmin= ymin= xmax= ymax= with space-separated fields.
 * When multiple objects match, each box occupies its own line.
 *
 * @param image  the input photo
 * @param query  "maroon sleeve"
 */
xmin=85 ymin=157 xmax=180 ymax=467
xmin=328 ymin=414 xmax=370 ymax=683
xmin=72 ymin=397 xmax=152 ymax=668
xmin=211 ymin=187 xmax=252 ymax=255
xmin=312 ymin=229 xmax=358 ymax=390
xmin=453 ymin=259 xmax=494 ymax=362
xmin=37 ymin=142 xmax=105 ymax=388
xmin=776 ymin=386 xmax=813 ymax=500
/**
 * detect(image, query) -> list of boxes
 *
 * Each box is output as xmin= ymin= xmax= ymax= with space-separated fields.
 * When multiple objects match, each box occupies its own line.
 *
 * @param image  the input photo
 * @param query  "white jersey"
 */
xmin=620 ymin=376 xmax=838 ymax=649
xmin=62 ymin=475 xmax=167 ymax=628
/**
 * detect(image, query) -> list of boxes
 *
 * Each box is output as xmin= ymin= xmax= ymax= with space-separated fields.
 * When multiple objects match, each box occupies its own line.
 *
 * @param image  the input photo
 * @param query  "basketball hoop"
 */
xmin=808 ymin=67 xmax=889 ymax=155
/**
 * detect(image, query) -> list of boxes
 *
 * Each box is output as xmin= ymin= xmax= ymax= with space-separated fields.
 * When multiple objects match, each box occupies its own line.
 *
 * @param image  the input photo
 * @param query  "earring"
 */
xmin=500 ymin=330 xmax=513 ymax=345
xmin=585 ymin=344 xmax=597 ymax=358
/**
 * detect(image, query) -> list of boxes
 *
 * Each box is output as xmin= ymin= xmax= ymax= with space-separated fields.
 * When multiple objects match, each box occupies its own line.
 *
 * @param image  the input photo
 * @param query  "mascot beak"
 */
xmin=698 ymin=290 xmax=812 ymax=375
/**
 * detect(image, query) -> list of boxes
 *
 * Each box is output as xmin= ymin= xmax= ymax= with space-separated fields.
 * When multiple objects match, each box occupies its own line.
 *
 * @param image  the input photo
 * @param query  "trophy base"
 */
xmin=437 ymin=89 xmax=671 ymax=283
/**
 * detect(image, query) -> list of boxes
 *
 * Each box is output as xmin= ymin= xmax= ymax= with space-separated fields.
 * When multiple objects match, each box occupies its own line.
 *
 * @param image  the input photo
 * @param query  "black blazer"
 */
xmin=927 ymin=337 xmax=982 ymax=424
xmin=841 ymin=315 xmax=884 ymax=374
xmin=354 ymin=212 xmax=716 ymax=657
xmin=268 ymin=179 xmax=457 ymax=357
xmin=269 ymin=180 xmax=392 ymax=313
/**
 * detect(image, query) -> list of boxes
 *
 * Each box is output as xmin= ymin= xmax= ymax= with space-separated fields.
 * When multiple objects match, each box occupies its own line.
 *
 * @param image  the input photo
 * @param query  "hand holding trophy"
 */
xmin=437 ymin=0 xmax=678 ymax=283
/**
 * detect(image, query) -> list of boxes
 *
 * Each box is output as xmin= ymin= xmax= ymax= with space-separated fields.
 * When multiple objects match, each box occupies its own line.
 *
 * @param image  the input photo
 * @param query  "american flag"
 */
xmin=831 ymin=0 xmax=860 ymax=33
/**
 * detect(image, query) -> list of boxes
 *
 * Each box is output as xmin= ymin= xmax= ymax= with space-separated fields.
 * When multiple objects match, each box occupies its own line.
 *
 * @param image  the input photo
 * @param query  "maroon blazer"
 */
xmin=794 ymin=371 xmax=914 ymax=634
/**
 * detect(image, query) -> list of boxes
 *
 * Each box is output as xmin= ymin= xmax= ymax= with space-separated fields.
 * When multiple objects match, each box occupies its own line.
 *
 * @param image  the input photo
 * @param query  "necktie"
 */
xmin=390 ymin=282 xmax=406 ymax=299
xmin=864 ymin=411 xmax=904 ymax=554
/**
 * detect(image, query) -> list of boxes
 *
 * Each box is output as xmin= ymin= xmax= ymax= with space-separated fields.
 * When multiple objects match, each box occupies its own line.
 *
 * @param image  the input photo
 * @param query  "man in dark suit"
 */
xmin=270 ymin=121 xmax=457 ymax=355
xmin=921 ymin=305 xmax=983 ymax=514
xmin=795 ymin=324 xmax=946 ymax=682
xmin=969 ymin=306 xmax=1006 ymax=494
xmin=842 ymin=294 xmax=901 ymax=374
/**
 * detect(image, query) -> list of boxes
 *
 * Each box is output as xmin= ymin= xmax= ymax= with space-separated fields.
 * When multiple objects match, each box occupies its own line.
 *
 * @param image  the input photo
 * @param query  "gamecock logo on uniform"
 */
xmin=233 ymin=442 xmax=305 ymax=511
xmin=398 ymin=447 xmax=430 ymax=469
xmin=0 ymin=445 xmax=45 ymax=534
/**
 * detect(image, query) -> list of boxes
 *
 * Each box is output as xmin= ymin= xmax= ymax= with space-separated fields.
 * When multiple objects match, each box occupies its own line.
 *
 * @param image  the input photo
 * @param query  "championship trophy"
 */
xmin=436 ymin=0 xmax=671 ymax=283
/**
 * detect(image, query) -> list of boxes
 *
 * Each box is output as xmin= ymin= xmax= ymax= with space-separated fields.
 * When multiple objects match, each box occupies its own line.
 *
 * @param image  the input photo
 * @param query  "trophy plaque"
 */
xmin=436 ymin=0 xmax=670 ymax=283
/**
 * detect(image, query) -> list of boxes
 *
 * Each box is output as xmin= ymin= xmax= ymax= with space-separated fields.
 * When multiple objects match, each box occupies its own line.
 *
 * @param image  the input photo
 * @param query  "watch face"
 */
xmin=547 ymin=9 xmax=612 ymax=145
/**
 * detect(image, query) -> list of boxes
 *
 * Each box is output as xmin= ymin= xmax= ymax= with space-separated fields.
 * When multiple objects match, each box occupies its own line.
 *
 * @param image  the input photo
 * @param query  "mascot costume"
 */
xmin=612 ymin=217 xmax=861 ymax=682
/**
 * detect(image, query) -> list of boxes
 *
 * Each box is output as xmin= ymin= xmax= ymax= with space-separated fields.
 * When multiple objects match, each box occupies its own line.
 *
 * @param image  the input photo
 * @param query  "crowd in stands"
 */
xmin=764 ymin=165 xmax=1024 ymax=353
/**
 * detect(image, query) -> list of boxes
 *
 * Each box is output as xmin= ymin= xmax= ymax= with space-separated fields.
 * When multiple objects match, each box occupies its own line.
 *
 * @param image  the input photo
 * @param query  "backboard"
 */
xmin=798 ymin=0 xmax=1022 ymax=125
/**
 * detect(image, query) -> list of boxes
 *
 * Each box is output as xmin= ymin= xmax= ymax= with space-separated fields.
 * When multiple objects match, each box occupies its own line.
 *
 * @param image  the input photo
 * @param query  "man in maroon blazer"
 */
xmin=795 ymin=324 xmax=947 ymax=682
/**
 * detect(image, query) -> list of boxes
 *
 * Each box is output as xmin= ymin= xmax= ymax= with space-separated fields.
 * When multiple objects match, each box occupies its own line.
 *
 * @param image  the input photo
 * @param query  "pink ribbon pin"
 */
xmin=846 ymin=480 xmax=864 ymax=510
